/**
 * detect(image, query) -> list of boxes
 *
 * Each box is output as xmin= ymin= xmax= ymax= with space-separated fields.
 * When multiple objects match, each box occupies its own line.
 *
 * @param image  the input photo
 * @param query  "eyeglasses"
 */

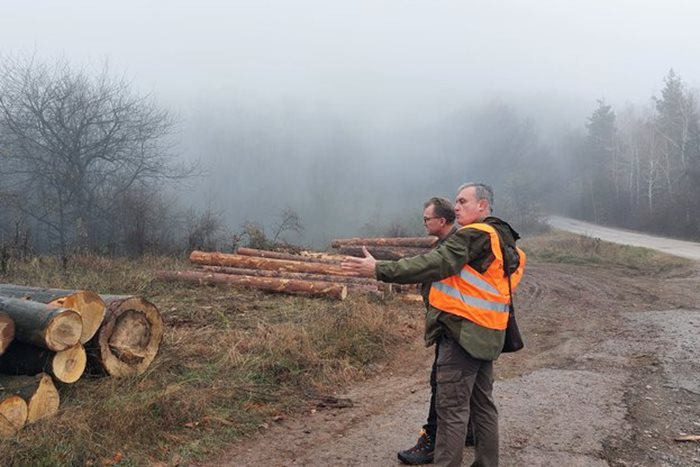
xmin=423 ymin=216 xmax=441 ymax=223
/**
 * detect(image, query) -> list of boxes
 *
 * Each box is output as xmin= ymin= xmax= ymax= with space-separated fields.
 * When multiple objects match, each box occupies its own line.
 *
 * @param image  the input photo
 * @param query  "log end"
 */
xmin=44 ymin=308 xmax=83 ymax=351
xmin=0 ymin=395 xmax=28 ymax=437
xmin=51 ymin=344 xmax=86 ymax=384
xmin=93 ymin=297 xmax=164 ymax=378
xmin=26 ymin=373 xmax=60 ymax=423
xmin=49 ymin=291 xmax=106 ymax=344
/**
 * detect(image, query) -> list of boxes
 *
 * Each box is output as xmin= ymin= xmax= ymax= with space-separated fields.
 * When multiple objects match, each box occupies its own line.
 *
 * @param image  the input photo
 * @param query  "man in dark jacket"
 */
xmin=398 ymin=197 xmax=475 ymax=465
xmin=342 ymin=183 xmax=523 ymax=467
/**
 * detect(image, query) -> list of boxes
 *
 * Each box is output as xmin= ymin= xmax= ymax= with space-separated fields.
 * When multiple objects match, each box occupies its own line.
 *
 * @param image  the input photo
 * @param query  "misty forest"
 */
xmin=1 ymin=55 xmax=699 ymax=264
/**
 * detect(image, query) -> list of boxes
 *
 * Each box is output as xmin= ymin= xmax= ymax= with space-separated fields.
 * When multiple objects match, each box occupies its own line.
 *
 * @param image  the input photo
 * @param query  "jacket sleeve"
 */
xmin=375 ymin=228 xmax=490 ymax=284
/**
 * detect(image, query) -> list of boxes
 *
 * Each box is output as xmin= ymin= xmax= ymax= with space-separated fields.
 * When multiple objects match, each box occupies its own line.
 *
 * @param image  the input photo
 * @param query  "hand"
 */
xmin=340 ymin=246 xmax=377 ymax=277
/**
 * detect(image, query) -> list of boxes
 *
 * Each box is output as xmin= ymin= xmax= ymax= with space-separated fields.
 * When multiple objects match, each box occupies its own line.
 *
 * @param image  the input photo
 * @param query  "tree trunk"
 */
xmin=331 ymin=236 xmax=437 ymax=248
xmin=337 ymin=245 xmax=430 ymax=260
xmin=0 ymin=297 xmax=82 ymax=351
xmin=236 ymin=247 xmax=341 ymax=264
xmin=0 ymin=394 xmax=27 ymax=437
xmin=0 ymin=285 xmax=106 ymax=344
xmin=0 ymin=373 xmax=59 ymax=423
xmin=189 ymin=251 xmax=359 ymax=277
xmin=86 ymin=296 xmax=164 ymax=378
xmin=0 ymin=313 xmax=14 ymax=356
xmin=0 ymin=341 xmax=86 ymax=384
xmin=156 ymin=270 xmax=348 ymax=301
xmin=197 ymin=265 xmax=392 ymax=291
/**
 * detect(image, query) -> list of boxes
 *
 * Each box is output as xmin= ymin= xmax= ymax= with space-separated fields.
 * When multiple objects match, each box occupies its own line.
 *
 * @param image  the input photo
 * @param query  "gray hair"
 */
xmin=457 ymin=182 xmax=494 ymax=213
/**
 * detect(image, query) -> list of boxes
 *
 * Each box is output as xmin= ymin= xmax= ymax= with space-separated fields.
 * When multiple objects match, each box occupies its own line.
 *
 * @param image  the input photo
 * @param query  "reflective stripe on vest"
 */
xmin=428 ymin=222 xmax=525 ymax=330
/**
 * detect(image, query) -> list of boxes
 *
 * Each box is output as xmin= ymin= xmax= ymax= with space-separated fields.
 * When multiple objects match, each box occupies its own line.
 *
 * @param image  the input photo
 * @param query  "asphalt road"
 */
xmin=547 ymin=215 xmax=700 ymax=261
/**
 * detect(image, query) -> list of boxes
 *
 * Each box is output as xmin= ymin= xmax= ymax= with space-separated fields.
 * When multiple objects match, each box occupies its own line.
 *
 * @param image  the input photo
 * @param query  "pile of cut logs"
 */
xmin=156 ymin=236 xmax=436 ymax=300
xmin=0 ymin=285 xmax=163 ymax=437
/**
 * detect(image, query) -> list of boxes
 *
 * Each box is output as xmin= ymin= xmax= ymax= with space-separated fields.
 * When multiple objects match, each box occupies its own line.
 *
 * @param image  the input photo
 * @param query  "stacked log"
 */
xmin=330 ymin=236 xmax=438 ymax=248
xmin=0 ymin=285 xmax=163 ymax=437
xmin=159 ymin=238 xmax=435 ymax=299
xmin=0 ymin=373 xmax=59 ymax=423
xmin=197 ymin=265 xmax=393 ymax=292
xmin=0 ymin=342 xmax=86 ymax=384
xmin=236 ymin=247 xmax=341 ymax=265
xmin=330 ymin=236 xmax=434 ymax=260
xmin=0 ymin=297 xmax=82 ymax=351
xmin=0 ymin=286 xmax=105 ymax=343
xmin=155 ymin=247 xmax=393 ymax=300
xmin=156 ymin=270 xmax=348 ymax=300
xmin=336 ymin=245 xmax=431 ymax=261
xmin=86 ymin=295 xmax=164 ymax=378
xmin=189 ymin=251 xmax=358 ymax=276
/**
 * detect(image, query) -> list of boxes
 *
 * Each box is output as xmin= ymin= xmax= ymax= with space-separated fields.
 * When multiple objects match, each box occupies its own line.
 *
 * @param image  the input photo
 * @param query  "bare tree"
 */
xmin=0 ymin=54 xmax=195 ymax=262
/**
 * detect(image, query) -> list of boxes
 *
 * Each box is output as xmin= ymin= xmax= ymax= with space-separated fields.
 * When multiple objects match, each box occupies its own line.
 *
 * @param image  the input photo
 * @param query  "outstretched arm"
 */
xmin=340 ymin=246 xmax=377 ymax=278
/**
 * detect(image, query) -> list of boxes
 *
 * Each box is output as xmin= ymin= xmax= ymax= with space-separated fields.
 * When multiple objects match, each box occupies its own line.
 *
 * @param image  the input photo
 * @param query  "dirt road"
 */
xmin=208 ymin=226 xmax=700 ymax=466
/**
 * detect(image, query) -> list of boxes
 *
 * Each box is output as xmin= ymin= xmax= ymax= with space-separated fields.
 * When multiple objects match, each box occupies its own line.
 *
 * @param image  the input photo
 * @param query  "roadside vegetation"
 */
xmin=521 ymin=230 xmax=691 ymax=272
xmin=0 ymin=230 xmax=690 ymax=466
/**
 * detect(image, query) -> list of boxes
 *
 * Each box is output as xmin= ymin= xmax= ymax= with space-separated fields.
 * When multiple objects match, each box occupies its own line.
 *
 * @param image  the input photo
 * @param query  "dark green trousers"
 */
xmin=434 ymin=335 xmax=498 ymax=467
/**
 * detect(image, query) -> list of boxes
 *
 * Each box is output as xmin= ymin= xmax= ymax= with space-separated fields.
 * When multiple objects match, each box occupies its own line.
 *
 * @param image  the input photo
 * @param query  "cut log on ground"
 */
xmin=0 ymin=342 xmax=86 ymax=384
xmin=0 ymin=296 xmax=82 ymax=351
xmin=0 ymin=373 xmax=59 ymax=423
xmin=0 ymin=313 xmax=14 ymax=356
xmin=337 ymin=245 xmax=430 ymax=260
xmin=0 ymin=285 xmax=106 ymax=343
xmin=190 ymin=251 xmax=361 ymax=277
xmin=331 ymin=236 xmax=437 ymax=248
xmin=157 ymin=270 xmax=348 ymax=301
xmin=0 ymin=394 xmax=27 ymax=437
xmin=236 ymin=247 xmax=341 ymax=264
xmin=198 ymin=265 xmax=392 ymax=291
xmin=86 ymin=296 xmax=164 ymax=378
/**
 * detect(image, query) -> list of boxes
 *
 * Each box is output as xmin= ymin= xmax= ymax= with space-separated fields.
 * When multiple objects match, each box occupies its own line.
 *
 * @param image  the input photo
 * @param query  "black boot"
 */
xmin=397 ymin=430 xmax=435 ymax=465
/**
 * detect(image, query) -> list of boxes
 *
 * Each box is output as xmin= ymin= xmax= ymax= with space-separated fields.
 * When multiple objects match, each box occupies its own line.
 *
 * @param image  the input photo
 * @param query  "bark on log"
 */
xmin=0 ymin=285 xmax=106 ymax=343
xmin=0 ymin=394 xmax=27 ymax=437
xmin=236 ymin=247 xmax=341 ymax=264
xmin=197 ymin=265 xmax=392 ymax=290
xmin=0 ymin=313 xmax=14 ymax=357
xmin=157 ymin=270 xmax=348 ymax=300
xmin=0 ymin=297 xmax=82 ymax=351
xmin=331 ymin=236 xmax=438 ymax=248
xmin=337 ymin=245 xmax=430 ymax=260
xmin=0 ymin=342 xmax=86 ymax=384
xmin=86 ymin=296 xmax=164 ymax=378
xmin=189 ymin=250 xmax=360 ymax=277
xmin=0 ymin=373 xmax=59 ymax=423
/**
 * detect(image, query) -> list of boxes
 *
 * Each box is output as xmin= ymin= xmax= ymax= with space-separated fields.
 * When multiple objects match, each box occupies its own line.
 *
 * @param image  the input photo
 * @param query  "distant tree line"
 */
xmin=560 ymin=70 xmax=700 ymax=239
xmin=0 ymin=55 xmax=207 ymax=263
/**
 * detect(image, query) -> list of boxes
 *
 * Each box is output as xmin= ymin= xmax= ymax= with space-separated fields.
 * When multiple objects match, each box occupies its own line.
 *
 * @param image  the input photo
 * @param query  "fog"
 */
xmin=3 ymin=0 xmax=700 ymax=247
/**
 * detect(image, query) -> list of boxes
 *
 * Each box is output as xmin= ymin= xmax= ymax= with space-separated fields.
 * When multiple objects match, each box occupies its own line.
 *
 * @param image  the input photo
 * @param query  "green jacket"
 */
xmin=376 ymin=216 xmax=521 ymax=361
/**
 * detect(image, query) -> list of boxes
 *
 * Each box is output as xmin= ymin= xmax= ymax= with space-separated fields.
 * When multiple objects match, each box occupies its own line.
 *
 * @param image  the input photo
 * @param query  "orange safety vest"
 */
xmin=428 ymin=223 xmax=526 ymax=330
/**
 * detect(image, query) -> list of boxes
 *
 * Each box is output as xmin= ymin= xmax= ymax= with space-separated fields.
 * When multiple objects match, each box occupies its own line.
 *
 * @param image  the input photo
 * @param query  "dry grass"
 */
xmin=0 ymin=255 xmax=421 ymax=466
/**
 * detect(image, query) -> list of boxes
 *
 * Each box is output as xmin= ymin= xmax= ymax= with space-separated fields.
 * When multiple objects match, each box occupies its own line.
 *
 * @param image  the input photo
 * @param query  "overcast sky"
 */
xmin=3 ymin=0 xmax=699 ymax=119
